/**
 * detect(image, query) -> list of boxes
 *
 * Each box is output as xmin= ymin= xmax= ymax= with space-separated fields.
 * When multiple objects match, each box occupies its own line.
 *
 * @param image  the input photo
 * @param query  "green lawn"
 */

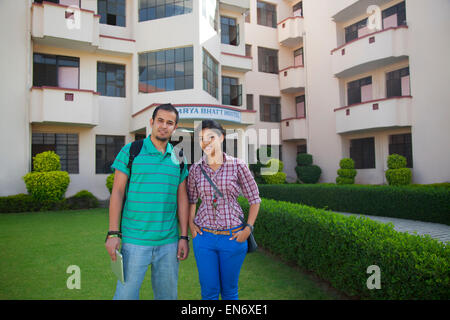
xmin=0 ymin=209 xmax=340 ymax=300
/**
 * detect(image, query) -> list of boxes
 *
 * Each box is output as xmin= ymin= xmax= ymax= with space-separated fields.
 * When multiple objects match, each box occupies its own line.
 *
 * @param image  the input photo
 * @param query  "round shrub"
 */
xmin=262 ymin=172 xmax=286 ymax=184
xmin=296 ymin=153 xmax=313 ymax=166
xmin=386 ymin=168 xmax=412 ymax=186
xmin=339 ymin=158 xmax=355 ymax=170
xmin=33 ymin=151 xmax=61 ymax=172
xmin=65 ymin=190 xmax=99 ymax=209
xmin=264 ymin=159 xmax=284 ymax=174
xmin=106 ymin=173 xmax=115 ymax=194
xmin=337 ymin=169 xmax=357 ymax=179
xmin=336 ymin=177 xmax=355 ymax=185
xmin=296 ymin=165 xmax=322 ymax=184
xmin=23 ymin=171 xmax=70 ymax=203
xmin=387 ymin=154 xmax=407 ymax=170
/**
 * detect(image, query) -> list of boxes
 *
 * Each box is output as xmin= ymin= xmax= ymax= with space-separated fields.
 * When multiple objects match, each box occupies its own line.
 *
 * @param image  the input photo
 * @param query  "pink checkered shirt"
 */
xmin=187 ymin=152 xmax=261 ymax=230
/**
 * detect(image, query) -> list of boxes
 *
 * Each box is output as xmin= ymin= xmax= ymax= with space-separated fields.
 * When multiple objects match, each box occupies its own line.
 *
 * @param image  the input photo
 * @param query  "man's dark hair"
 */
xmin=194 ymin=120 xmax=226 ymax=138
xmin=152 ymin=103 xmax=179 ymax=124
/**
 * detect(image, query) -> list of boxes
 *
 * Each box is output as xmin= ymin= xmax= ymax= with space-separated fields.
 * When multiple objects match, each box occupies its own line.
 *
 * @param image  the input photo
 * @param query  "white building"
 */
xmin=0 ymin=0 xmax=449 ymax=200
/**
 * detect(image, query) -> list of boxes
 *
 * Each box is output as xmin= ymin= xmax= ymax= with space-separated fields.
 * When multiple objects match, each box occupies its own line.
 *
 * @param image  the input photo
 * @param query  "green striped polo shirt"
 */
xmin=111 ymin=135 xmax=188 ymax=246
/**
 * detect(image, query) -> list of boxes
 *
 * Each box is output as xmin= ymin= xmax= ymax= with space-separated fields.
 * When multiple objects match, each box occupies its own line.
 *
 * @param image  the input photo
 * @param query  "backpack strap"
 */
xmin=120 ymin=139 xmax=144 ymax=233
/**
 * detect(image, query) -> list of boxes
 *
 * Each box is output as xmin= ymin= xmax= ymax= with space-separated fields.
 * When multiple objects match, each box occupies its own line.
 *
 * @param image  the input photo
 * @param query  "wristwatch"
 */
xmin=244 ymin=223 xmax=254 ymax=233
xmin=179 ymin=236 xmax=190 ymax=241
xmin=105 ymin=231 xmax=122 ymax=242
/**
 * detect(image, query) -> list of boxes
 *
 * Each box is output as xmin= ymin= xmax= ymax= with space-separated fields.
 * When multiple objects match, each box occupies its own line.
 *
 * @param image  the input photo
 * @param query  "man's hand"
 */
xmin=105 ymin=237 xmax=121 ymax=261
xmin=189 ymin=222 xmax=202 ymax=239
xmin=229 ymin=227 xmax=251 ymax=243
xmin=177 ymin=239 xmax=189 ymax=261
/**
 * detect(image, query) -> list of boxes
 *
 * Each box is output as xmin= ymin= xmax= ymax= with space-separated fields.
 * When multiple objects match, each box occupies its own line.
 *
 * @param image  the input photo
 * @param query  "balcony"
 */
xmin=221 ymin=52 xmax=253 ymax=72
xmin=331 ymin=26 xmax=409 ymax=78
xmin=281 ymin=117 xmax=308 ymax=141
xmin=98 ymin=35 xmax=135 ymax=55
xmin=31 ymin=1 xmax=99 ymax=50
xmin=219 ymin=0 xmax=250 ymax=13
xmin=279 ymin=66 xmax=305 ymax=93
xmin=277 ymin=17 xmax=304 ymax=47
xmin=30 ymin=86 xmax=100 ymax=127
xmin=334 ymin=96 xmax=412 ymax=134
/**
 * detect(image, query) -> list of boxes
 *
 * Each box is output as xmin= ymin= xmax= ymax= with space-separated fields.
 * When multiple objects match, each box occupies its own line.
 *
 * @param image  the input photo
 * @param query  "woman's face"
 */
xmin=199 ymin=128 xmax=224 ymax=156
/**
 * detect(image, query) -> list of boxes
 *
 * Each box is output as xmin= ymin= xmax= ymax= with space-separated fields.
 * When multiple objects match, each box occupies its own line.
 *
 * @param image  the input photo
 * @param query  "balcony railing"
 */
xmin=30 ymin=86 xmax=100 ymax=127
xmin=219 ymin=0 xmax=250 ymax=13
xmin=221 ymin=52 xmax=253 ymax=72
xmin=277 ymin=16 xmax=304 ymax=47
xmin=31 ymin=1 xmax=100 ymax=48
xmin=334 ymin=96 xmax=412 ymax=134
xmin=279 ymin=66 xmax=305 ymax=93
xmin=281 ymin=117 xmax=308 ymax=141
xmin=331 ymin=25 xmax=409 ymax=78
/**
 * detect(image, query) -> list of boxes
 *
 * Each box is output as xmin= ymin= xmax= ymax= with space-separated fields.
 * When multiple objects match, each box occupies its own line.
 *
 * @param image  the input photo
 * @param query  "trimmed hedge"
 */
xmin=238 ymin=197 xmax=450 ymax=299
xmin=0 ymin=191 xmax=99 ymax=213
xmin=257 ymin=184 xmax=450 ymax=225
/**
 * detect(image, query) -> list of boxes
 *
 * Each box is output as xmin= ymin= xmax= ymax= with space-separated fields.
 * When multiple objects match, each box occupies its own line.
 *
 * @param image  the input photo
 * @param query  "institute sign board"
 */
xmin=176 ymin=105 xmax=242 ymax=123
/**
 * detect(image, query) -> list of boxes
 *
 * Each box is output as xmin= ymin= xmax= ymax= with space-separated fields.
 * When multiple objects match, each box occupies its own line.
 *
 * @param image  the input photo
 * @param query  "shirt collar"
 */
xmin=144 ymin=135 xmax=173 ymax=156
xmin=201 ymin=152 xmax=233 ymax=167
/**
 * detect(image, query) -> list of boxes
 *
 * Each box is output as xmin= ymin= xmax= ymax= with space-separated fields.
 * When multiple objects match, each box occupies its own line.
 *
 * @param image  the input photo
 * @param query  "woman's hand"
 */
xmin=229 ymin=227 xmax=251 ymax=243
xmin=189 ymin=222 xmax=202 ymax=239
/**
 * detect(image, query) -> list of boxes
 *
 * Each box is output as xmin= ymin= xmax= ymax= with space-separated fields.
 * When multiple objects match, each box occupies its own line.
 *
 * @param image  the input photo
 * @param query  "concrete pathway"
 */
xmin=334 ymin=212 xmax=450 ymax=244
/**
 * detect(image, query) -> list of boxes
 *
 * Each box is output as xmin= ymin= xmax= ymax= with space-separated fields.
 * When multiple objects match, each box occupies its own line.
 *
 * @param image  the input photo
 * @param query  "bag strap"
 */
xmin=200 ymin=165 xmax=223 ymax=198
xmin=120 ymin=139 xmax=144 ymax=233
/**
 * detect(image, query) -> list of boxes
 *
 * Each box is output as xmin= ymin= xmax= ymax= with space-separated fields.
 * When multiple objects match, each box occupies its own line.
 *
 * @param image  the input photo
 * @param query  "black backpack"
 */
xmin=120 ymin=139 xmax=185 ymax=233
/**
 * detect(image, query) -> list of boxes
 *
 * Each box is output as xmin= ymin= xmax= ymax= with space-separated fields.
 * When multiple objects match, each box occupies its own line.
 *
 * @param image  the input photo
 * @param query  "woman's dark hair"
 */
xmin=152 ymin=103 xmax=179 ymax=124
xmin=194 ymin=120 xmax=226 ymax=138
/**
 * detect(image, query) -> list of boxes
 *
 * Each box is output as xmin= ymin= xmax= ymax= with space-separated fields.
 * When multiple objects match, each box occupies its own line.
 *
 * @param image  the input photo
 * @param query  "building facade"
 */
xmin=0 ymin=0 xmax=449 ymax=200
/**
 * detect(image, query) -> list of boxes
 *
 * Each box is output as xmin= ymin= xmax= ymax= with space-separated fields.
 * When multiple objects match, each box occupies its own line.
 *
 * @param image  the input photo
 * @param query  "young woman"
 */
xmin=187 ymin=120 xmax=261 ymax=300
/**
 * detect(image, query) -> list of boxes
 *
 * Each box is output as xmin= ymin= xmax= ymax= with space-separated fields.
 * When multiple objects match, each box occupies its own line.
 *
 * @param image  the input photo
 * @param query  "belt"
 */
xmin=201 ymin=225 xmax=244 ymax=236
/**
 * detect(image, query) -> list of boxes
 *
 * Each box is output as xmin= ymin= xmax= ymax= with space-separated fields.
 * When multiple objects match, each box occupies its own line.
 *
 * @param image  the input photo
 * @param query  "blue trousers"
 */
xmin=113 ymin=242 xmax=179 ymax=300
xmin=192 ymin=226 xmax=248 ymax=300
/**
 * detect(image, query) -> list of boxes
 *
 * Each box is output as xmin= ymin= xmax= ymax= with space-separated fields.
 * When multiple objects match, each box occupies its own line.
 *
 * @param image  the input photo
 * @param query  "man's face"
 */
xmin=150 ymin=109 xmax=178 ymax=142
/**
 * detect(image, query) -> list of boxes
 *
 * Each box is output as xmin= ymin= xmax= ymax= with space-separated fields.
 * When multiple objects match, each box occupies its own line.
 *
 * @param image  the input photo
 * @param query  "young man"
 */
xmin=105 ymin=103 xmax=190 ymax=300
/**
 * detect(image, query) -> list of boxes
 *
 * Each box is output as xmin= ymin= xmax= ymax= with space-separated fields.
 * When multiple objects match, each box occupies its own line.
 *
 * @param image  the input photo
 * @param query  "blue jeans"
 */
xmin=192 ymin=226 xmax=248 ymax=300
xmin=113 ymin=241 xmax=179 ymax=300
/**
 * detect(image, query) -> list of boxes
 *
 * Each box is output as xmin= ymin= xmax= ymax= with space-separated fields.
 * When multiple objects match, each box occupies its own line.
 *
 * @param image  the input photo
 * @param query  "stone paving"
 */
xmin=335 ymin=211 xmax=450 ymax=244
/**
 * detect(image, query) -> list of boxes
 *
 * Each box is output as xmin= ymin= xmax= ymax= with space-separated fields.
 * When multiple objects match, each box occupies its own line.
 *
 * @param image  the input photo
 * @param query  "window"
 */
xmin=32 ymin=133 xmax=79 ymax=174
xmin=297 ymin=144 xmax=307 ymax=155
xmin=222 ymin=77 xmax=242 ymax=106
xmin=295 ymin=95 xmax=306 ymax=118
xmin=260 ymin=96 xmax=281 ymax=122
xmin=247 ymin=94 xmax=254 ymax=110
xmin=139 ymin=46 xmax=193 ymax=93
xmin=382 ymin=1 xmax=406 ymax=29
xmin=293 ymin=1 xmax=303 ymax=17
xmin=221 ymin=16 xmax=239 ymax=46
xmin=294 ymin=47 xmax=303 ymax=66
xmin=98 ymin=0 xmax=125 ymax=26
xmin=344 ymin=18 xmax=368 ymax=43
xmin=347 ymin=76 xmax=372 ymax=105
xmin=386 ymin=67 xmax=410 ymax=98
xmin=139 ymin=0 xmax=192 ymax=22
xmin=96 ymin=135 xmax=125 ymax=174
xmin=257 ymin=1 xmax=276 ymax=28
xmin=203 ymin=49 xmax=219 ymax=99
xmin=33 ymin=53 xmax=79 ymax=89
xmin=389 ymin=133 xmax=413 ymax=168
xmin=350 ymin=137 xmax=375 ymax=169
xmin=97 ymin=62 xmax=125 ymax=97
xmin=258 ymin=47 xmax=278 ymax=74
